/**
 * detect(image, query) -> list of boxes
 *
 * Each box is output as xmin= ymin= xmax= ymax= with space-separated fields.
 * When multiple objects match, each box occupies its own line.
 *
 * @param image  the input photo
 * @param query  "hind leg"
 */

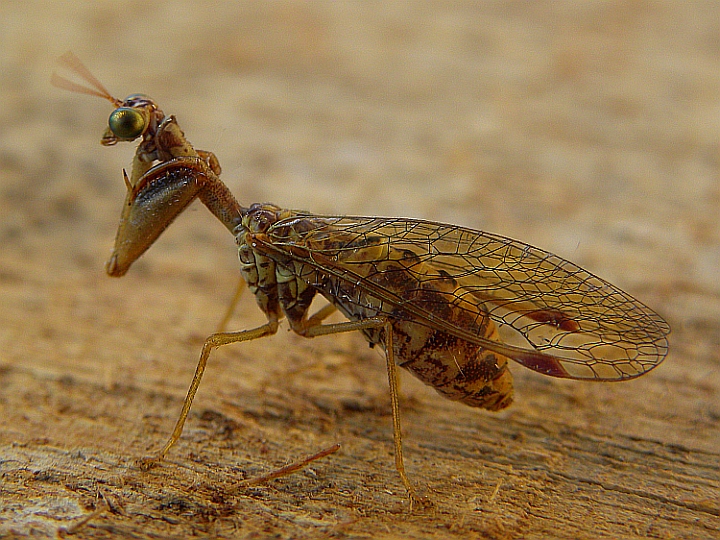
xmin=291 ymin=310 xmax=418 ymax=503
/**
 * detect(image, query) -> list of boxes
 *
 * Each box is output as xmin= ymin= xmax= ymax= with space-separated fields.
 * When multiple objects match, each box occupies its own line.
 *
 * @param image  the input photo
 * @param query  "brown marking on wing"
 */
xmin=254 ymin=216 xmax=670 ymax=382
xmin=525 ymin=309 xmax=581 ymax=332
xmin=513 ymin=351 xmax=572 ymax=378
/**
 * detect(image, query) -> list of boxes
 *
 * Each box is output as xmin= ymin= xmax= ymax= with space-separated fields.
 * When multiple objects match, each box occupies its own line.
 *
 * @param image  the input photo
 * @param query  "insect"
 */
xmin=53 ymin=53 xmax=670 ymax=500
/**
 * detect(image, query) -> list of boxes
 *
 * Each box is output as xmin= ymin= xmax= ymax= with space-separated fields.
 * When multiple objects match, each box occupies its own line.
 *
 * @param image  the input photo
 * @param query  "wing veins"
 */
xmin=252 ymin=234 xmax=595 ymax=379
xmin=255 ymin=215 xmax=669 ymax=380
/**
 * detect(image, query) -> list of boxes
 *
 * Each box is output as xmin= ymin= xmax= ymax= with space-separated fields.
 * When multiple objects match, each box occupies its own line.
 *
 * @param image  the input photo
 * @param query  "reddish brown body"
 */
xmin=238 ymin=205 xmax=514 ymax=411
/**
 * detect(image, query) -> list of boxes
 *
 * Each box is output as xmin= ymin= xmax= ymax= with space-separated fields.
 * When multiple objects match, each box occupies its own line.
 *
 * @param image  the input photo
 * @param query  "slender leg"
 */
xmin=301 ymin=316 xmax=417 ymax=501
xmin=381 ymin=321 xmax=419 ymax=505
xmin=153 ymin=320 xmax=278 ymax=461
xmin=152 ymin=307 xmax=418 ymax=501
xmin=305 ymin=303 xmax=338 ymax=327
xmin=215 ymin=278 xmax=246 ymax=333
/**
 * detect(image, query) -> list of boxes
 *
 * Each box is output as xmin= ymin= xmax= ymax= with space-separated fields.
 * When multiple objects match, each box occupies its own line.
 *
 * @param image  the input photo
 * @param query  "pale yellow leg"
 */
xmin=381 ymin=321 xmax=419 ymax=506
xmin=154 ymin=320 xmax=278 ymax=460
xmin=305 ymin=303 xmax=338 ymax=327
xmin=301 ymin=315 xmax=417 ymax=501
xmin=153 ymin=306 xmax=418 ymax=502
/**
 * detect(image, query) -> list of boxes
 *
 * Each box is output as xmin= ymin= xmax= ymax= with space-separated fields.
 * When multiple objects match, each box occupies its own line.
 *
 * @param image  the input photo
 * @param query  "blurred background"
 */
xmin=1 ymin=2 xmax=718 ymax=536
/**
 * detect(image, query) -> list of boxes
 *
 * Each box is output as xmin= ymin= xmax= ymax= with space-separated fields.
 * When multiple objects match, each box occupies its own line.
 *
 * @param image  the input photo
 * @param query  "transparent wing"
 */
xmin=260 ymin=215 xmax=670 ymax=381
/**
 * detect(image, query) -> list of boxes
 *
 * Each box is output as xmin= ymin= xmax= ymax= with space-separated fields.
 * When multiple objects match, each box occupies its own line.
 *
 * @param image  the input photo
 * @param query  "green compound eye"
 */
xmin=108 ymin=107 xmax=145 ymax=139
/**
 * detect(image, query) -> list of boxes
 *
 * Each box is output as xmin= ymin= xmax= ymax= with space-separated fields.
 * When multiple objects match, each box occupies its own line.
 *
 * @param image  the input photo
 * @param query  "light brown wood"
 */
xmin=1 ymin=2 xmax=718 ymax=538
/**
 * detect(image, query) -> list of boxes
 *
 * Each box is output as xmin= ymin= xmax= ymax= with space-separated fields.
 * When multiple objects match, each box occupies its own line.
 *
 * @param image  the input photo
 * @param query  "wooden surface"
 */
xmin=1 ymin=2 xmax=718 ymax=538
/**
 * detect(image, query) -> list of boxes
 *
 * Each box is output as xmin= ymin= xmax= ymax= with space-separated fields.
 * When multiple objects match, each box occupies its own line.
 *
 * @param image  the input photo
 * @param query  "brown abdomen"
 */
xmin=327 ymin=254 xmax=515 ymax=411
xmin=391 ymin=317 xmax=513 ymax=411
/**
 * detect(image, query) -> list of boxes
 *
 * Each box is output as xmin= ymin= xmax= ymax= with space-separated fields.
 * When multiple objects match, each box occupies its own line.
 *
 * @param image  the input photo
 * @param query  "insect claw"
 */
xmin=122 ymin=169 xmax=132 ymax=193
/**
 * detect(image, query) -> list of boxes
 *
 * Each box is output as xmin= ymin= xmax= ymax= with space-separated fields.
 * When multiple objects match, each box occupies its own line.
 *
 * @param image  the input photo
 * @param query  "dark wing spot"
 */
xmin=526 ymin=309 xmax=580 ymax=332
xmin=516 ymin=351 xmax=572 ymax=378
xmin=437 ymin=269 xmax=458 ymax=287
xmin=399 ymin=248 xmax=421 ymax=264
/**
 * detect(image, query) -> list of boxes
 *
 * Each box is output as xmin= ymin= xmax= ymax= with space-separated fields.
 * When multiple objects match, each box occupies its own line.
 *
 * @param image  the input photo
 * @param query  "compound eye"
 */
xmin=108 ymin=107 xmax=145 ymax=139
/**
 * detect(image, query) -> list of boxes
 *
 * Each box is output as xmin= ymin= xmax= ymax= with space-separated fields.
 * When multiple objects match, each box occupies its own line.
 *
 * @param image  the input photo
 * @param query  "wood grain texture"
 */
xmin=1 ymin=2 xmax=718 ymax=538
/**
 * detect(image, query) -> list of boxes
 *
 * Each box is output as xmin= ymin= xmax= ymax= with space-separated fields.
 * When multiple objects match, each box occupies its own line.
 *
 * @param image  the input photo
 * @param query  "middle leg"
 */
xmin=296 ymin=313 xmax=417 ymax=501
